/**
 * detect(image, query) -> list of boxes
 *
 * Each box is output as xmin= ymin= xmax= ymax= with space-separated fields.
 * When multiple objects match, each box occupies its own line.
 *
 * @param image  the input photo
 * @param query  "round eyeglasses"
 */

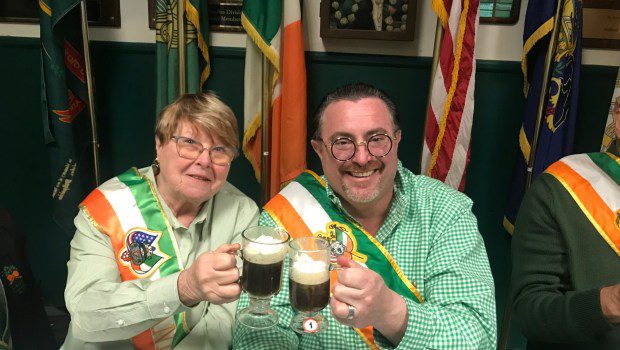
xmin=322 ymin=133 xmax=397 ymax=162
xmin=171 ymin=135 xmax=237 ymax=165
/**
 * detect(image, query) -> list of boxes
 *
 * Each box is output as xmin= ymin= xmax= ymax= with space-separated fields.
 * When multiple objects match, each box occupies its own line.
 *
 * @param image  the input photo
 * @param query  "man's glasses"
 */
xmin=171 ymin=135 xmax=237 ymax=165
xmin=321 ymin=133 xmax=397 ymax=162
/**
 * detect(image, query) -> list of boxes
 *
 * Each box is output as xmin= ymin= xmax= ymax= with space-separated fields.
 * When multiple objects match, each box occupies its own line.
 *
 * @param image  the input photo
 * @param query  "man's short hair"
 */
xmin=312 ymin=82 xmax=400 ymax=140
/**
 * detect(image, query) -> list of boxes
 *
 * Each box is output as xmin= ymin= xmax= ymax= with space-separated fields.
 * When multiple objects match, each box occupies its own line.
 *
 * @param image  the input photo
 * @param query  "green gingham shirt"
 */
xmin=233 ymin=162 xmax=496 ymax=349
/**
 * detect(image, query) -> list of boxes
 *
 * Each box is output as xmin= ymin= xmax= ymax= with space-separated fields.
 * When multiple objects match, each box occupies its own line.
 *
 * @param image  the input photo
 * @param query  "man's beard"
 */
xmin=339 ymin=160 xmax=385 ymax=204
xmin=342 ymin=183 xmax=382 ymax=203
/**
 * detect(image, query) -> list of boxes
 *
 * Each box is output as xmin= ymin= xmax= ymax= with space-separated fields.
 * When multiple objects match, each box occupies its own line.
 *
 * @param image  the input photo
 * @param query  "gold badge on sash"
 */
xmin=316 ymin=221 xmax=368 ymax=265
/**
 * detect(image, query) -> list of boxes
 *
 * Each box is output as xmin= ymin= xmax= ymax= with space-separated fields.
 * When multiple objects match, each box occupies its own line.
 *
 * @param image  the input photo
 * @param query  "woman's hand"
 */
xmin=177 ymin=243 xmax=241 ymax=306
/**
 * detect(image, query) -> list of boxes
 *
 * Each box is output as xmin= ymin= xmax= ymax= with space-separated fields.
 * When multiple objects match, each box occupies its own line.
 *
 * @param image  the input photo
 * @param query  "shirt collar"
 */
xmin=142 ymin=165 xmax=212 ymax=229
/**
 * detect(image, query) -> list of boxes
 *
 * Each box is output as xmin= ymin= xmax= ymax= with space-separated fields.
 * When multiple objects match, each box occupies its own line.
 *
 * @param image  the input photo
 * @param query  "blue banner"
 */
xmin=504 ymin=0 xmax=582 ymax=233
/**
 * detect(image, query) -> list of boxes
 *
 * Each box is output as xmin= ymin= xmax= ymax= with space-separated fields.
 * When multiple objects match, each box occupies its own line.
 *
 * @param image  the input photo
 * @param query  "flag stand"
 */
xmin=178 ymin=0 xmax=186 ymax=95
xmin=260 ymin=55 xmax=271 ymax=206
xmin=420 ymin=18 xmax=445 ymax=174
xmin=497 ymin=1 xmax=564 ymax=349
xmin=79 ymin=0 xmax=100 ymax=186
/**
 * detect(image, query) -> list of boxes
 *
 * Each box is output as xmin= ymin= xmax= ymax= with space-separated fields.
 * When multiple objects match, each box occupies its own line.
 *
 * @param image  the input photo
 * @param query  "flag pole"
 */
xmin=178 ymin=0 xmax=186 ymax=95
xmin=420 ymin=18 xmax=444 ymax=173
xmin=497 ymin=2 xmax=565 ymax=349
xmin=525 ymin=0 xmax=564 ymax=189
xmin=79 ymin=0 xmax=100 ymax=186
xmin=260 ymin=55 xmax=271 ymax=206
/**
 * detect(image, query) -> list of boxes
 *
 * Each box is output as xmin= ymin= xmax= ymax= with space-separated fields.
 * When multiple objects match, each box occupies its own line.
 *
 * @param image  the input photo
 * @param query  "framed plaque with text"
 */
xmin=148 ymin=0 xmax=243 ymax=32
xmin=479 ymin=0 xmax=521 ymax=24
xmin=583 ymin=0 xmax=620 ymax=50
xmin=207 ymin=0 xmax=243 ymax=32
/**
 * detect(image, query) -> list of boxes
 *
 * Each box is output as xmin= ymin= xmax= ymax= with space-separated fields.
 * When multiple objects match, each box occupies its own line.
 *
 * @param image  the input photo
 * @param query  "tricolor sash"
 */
xmin=264 ymin=170 xmax=423 ymax=349
xmin=546 ymin=153 xmax=620 ymax=257
xmin=80 ymin=168 xmax=189 ymax=349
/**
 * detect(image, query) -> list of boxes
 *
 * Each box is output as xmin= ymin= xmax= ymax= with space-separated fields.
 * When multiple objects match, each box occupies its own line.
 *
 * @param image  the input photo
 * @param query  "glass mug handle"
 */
xmin=329 ymin=240 xmax=347 ymax=270
xmin=236 ymin=249 xmax=243 ymax=283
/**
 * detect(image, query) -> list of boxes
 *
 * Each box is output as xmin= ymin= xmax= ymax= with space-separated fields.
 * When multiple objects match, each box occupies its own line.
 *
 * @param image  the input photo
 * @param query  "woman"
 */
xmin=62 ymin=93 xmax=259 ymax=349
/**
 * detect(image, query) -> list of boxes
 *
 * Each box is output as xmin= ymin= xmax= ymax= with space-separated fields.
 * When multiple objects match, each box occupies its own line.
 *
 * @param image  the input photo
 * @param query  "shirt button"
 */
xmin=163 ymin=306 xmax=171 ymax=314
xmin=116 ymin=319 xmax=125 ymax=326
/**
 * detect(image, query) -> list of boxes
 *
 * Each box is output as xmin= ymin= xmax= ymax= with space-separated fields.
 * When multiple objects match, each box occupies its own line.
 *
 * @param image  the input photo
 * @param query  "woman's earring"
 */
xmin=153 ymin=158 xmax=160 ymax=175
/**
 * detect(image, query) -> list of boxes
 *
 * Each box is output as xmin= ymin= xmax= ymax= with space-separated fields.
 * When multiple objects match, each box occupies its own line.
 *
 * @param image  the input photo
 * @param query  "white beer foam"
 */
xmin=244 ymin=235 xmax=288 ymax=265
xmin=291 ymin=254 xmax=329 ymax=285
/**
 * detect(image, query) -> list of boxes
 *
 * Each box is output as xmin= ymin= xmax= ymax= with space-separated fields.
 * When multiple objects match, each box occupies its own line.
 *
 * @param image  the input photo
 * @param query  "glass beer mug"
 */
xmin=288 ymin=237 xmax=331 ymax=334
xmin=237 ymin=226 xmax=290 ymax=329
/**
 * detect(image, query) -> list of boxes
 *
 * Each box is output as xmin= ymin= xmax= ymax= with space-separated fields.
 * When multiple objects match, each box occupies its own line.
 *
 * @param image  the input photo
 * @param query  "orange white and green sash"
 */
xmin=80 ymin=168 xmax=188 ymax=349
xmin=264 ymin=170 xmax=423 ymax=349
xmin=546 ymin=152 xmax=620 ymax=257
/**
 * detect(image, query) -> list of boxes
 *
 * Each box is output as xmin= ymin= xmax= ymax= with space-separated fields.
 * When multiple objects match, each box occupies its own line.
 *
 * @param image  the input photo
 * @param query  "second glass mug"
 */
xmin=288 ymin=236 xmax=331 ymax=334
xmin=237 ymin=226 xmax=290 ymax=329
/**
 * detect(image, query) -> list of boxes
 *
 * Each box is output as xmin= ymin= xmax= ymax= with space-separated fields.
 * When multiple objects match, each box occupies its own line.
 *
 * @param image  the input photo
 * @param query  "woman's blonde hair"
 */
xmin=155 ymin=92 xmax=239 ymax=149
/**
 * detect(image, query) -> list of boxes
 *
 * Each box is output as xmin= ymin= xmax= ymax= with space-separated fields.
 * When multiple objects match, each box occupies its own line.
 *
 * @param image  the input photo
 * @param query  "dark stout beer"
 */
xmin=287 ymin=238 xmax=331 ymax=334
xmin=240 ymin=239 xmax=287 ymax=298
xmin=289 ymin=279 xmax=330 ymax=312
xmin=237 ymin=228 xmax=290 ymax=329
xmin=289 ymin=259 xmax=330 ymax=313
xmin=241 ymin=260 xmax=284 ymax=297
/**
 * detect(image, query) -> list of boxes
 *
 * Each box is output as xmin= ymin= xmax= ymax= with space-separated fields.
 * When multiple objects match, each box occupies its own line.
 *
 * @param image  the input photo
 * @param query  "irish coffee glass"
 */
xmin=288 ymin=237 xmax=331 ymax=334
xmin=237 ymin=226 xmax=290 ymax=329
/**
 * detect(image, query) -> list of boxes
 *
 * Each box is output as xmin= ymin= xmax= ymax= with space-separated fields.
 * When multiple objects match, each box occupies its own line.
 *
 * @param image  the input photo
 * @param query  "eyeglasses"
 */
xmin=171 ymin=135 xmax=237 ymax=165
xmin=321 ymin=133 xmax=397 ymax=162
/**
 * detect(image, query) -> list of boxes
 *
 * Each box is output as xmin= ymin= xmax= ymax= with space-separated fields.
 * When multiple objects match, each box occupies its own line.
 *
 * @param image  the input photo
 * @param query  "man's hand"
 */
xmin=330 ymin=256 xmax=408 ymax=344
xmin=601 ymin=283 xmax=620 ymax=324
xmin=177 ymin=243 xmax=241 ymax=307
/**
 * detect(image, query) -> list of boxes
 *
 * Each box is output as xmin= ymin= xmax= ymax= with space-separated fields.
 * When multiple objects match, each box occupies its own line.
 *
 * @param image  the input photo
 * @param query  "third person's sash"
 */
xmin=546 ymin=152 xmax=620 ymax=257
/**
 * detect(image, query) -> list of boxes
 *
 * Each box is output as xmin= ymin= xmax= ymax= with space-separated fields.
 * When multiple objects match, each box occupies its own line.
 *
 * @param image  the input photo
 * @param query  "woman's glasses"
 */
xmin=171 ymin=135 xmax=237 ymax=165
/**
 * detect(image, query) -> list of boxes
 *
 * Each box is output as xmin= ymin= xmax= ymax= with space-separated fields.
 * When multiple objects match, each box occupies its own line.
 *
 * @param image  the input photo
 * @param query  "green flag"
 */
xmin=40 ymin=0 xmax=96 ymax=236
xmin=156 ymin=0 xmax=211 ymax=113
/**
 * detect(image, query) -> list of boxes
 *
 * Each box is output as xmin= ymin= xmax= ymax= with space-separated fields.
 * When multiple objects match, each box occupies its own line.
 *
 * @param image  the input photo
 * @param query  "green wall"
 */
xmin=0 ymin=36 xmax=616 ymax=349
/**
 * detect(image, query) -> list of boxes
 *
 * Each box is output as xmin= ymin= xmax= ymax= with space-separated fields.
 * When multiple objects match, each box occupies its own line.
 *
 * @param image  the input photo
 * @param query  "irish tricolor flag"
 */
xmin=242 ymin=0 xmax=307 ymax=199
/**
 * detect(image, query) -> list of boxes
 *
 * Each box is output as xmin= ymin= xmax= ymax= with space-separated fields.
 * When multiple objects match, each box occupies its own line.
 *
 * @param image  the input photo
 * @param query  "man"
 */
xmin=0 ymin=207 xmax=56 ymax=349
xmin=233 ymin=83 xmax=496 ymax=349
xmin=0 ymin=281 xmax=8 ymax=350
xmin=510 ymin=96 xmax=620 ymax=349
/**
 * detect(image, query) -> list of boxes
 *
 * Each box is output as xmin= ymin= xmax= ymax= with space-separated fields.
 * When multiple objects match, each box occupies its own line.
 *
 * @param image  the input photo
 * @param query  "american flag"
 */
xmin=129 ymin=230 xmax=157 ymax=246
xmin=421 ymin=0 xmax=480 ymax=191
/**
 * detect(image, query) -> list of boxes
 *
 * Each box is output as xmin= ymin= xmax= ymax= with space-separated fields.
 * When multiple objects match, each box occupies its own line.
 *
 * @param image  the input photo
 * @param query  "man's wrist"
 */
xmin=374 ymin=289 xmax=409 ymax=345
xmin=601 ymin=285 xmax=620 ymax=324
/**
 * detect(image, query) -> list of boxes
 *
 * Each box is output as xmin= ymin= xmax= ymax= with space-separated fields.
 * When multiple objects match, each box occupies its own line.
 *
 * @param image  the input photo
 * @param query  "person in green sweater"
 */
xmin=511 ymin=105 xmax=620 ymax=349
